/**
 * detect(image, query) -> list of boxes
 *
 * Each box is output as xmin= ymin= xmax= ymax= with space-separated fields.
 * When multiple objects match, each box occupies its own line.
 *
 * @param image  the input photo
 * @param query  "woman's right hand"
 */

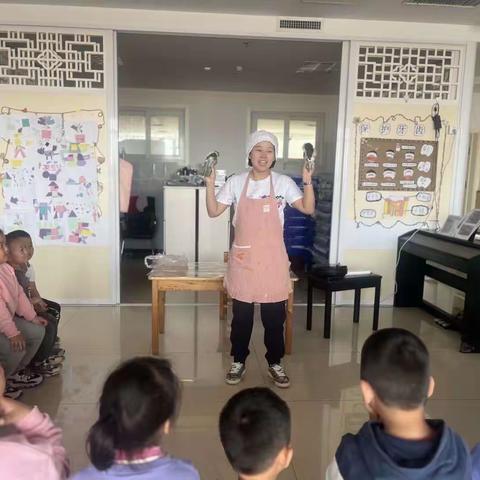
xmin=204 ymin=167 xmax=216 ymax=188
xmin=9 ymin=333 xmax=26 ymax=352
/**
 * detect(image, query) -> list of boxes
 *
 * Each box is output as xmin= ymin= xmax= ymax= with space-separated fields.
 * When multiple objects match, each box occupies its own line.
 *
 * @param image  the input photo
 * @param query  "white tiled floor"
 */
xmin=21 ymin=304 xmax=480 ymax=479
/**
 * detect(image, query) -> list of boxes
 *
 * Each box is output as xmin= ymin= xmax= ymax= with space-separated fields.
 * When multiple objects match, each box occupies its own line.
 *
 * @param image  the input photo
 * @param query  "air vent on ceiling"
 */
xmin=403 ymin=0 xmax=480 ymax=6
xmin=278 ymin=17 xmax=323 ymax=31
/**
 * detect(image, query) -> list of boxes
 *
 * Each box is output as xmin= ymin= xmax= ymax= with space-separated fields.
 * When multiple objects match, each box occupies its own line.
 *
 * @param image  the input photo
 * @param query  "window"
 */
xmin=119 ymin=109 xmax=185 ymax=163
xmin=256 ymin=118 xmax=284 ymax=158
xmin=119 ymin=114 xmax=146 ymax=154
xmin=251 ymin=112 xmax=323 ymax=171
xmin=150 ymin=114 xmax=182 ymax=157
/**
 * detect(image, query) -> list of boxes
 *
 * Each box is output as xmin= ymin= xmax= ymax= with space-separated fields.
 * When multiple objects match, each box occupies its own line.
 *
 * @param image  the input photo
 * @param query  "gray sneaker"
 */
xmin=4 ymin=383 xmax=23 ymax=400
xmin=225 ymin=362 xmax=246 ymax=385
xmin=7 ymin=370 xmax=43 ymax=389
xmin=268 ymin=363 xmax=290 ymax=388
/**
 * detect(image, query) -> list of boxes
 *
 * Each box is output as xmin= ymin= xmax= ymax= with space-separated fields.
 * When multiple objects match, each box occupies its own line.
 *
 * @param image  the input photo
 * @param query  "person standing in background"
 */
xmin=206 ymin=130 xmax=315 ymax=388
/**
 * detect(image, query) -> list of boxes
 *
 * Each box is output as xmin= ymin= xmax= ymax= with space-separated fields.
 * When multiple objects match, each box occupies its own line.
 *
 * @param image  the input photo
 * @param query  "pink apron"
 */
xmin=225 ymin=173 xmax=291 ymax=303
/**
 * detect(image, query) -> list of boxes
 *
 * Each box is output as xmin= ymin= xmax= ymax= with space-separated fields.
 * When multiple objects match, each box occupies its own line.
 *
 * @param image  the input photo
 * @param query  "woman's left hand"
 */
xmin=302 ymin=164 xmax=314 ymax=184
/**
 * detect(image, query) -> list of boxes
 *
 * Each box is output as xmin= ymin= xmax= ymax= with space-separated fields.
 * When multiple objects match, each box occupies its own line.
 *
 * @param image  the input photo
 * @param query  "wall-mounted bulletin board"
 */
xmin=358 ymin=138 xmax=438 ymax=192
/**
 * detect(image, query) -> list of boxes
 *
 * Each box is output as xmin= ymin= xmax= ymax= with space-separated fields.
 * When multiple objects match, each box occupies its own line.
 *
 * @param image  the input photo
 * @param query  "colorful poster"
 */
xmin=352 ymin=113 xmax=451 ymax=229
xmin=0 ymin=108 xmax=105 ymax=245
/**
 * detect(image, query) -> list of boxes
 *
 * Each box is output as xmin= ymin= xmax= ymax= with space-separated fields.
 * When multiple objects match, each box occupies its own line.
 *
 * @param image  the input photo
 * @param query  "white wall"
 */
xmin=466 ymin=91 xmax=480 ymax=211
xmin=470 ymin=92 xmax=480 ymax=132
xmin=119 ymin=88 xmax=339 ymax=176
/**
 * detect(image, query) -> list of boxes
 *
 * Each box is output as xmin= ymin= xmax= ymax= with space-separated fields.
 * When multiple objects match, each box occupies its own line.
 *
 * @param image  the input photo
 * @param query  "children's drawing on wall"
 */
xmin=0 ymin=107 xmax=106 ymax=245
xmin=65 ymin=202 xmax=98 ymax=244
xmin=353 ymin=113 xmax=456 ymax=229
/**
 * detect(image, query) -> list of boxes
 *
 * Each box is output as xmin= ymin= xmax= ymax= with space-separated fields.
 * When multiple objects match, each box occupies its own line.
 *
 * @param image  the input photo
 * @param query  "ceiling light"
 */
xmin=203 ymin=66 xmax=212 ymax=71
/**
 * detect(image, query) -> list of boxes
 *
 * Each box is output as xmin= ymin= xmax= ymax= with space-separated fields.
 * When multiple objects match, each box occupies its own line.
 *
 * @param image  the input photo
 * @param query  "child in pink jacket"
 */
xmin=0 ymin=229 xmax=46 ymax=398
xmin=0 ymin=365 xmax=69 ymax=479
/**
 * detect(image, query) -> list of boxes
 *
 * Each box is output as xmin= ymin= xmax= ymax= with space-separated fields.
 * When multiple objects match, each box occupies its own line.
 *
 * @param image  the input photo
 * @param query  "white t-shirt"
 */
xmin=216 ymin=170 xmax=303 ymax=226
xmin=25 ymin=263 xmax=35 ymax=282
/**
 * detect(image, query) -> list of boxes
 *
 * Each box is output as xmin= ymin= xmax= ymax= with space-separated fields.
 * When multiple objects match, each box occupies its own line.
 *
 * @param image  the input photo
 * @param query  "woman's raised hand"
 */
xmin=204 ymin=167 xmax=216 ymax=187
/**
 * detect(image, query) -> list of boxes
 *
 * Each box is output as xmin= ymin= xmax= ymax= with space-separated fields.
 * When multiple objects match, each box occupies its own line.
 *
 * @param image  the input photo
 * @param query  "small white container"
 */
xmin=216 ymin=169 xmax=226 ymax=187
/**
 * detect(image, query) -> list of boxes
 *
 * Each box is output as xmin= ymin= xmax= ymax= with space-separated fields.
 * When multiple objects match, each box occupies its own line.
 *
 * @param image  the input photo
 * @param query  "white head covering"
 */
xmin=246 ymin=130 xmax=279 ymax=163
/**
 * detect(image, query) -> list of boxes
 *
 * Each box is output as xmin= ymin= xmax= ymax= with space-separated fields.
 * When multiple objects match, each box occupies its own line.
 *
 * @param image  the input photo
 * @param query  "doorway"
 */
xmin=117 ymin=33 xmax=343 ymax=303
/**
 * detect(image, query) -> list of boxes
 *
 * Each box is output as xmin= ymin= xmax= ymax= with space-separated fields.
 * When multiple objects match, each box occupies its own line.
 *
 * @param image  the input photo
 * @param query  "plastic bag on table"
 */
xmin=144 ymin=254 xmax=188 ymax=269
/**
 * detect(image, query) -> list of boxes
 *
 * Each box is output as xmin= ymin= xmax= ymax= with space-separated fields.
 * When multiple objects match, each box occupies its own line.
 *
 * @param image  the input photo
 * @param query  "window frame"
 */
xmin=119 ymin=108 xmax=186 ymax=164
xmin=250 ymin=111 xmax=325 ymax=168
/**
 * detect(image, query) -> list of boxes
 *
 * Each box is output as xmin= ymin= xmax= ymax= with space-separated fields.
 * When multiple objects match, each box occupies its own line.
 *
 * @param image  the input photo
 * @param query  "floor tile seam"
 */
xmin=288 ymin=459 xmax=300 ymax=480
xmin=54 ymin=402 xmax=99 ymax=407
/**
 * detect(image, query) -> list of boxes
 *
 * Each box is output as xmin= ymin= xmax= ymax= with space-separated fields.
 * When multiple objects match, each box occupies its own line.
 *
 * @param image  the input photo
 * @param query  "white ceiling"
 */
xmin=118 ymin=34 xmax=342 ymax=94
xmin=3 ymin=0 xmax=480 ymax=25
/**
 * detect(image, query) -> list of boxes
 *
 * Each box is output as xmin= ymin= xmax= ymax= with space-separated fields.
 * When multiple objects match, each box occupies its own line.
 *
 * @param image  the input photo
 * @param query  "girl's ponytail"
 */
xmin=85 ymin=357 xmax=180 ymax=471
xmin=87 ymin=415 xmax=117 ymax=470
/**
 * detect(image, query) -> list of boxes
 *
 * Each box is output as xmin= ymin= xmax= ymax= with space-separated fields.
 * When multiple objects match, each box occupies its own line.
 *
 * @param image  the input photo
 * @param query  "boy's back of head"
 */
xmin=361 ymin=328 xmax=430 ymax=410
xmin=219 ymin=387 xmax=291 ymax=477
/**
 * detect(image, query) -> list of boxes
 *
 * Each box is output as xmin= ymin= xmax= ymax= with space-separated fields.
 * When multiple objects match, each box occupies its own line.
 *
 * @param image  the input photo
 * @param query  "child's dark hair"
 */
xmin=361 ymin=328 xmax=430 ymax=410
xmin=5 ymin=229 xmax=31 ymax=244
xmin=87 ymin=356 xmax=180 ymax=471
xmin=219 ymin=387 xmax=290 ymax=475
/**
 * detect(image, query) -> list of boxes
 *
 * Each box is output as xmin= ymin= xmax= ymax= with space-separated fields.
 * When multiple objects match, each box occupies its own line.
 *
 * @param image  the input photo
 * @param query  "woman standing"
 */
xmin=206 ymin=130 xmax=315 ymax=388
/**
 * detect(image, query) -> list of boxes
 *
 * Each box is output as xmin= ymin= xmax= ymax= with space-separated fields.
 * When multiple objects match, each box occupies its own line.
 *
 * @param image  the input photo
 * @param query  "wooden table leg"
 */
xmin=285 ymin=287 xmax=294 ymax=355
xmin=159 ymin=291 xmax=165 ymax=334
xmin=151 ymin=280 xmax=160 ymax=355
xmin=219 ymin=289 xmax=227 ymax=321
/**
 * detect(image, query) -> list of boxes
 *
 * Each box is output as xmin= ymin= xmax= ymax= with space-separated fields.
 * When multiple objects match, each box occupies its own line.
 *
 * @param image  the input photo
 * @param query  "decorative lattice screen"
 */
xmin=356 ymin=45 xmax=461 ymax=101
xmin=0 ymin=30 xmax=104 ymax=89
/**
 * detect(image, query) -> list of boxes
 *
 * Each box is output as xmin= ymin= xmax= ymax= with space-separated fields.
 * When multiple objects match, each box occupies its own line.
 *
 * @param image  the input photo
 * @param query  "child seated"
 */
xmin=219 ymin=387 xmax=293 ymax=480
xmin=327 ymin=328 xmax=471 ymax=479
xmin=6 ymin=230 xmax=63 ymax=378
xmin=6 ymin=230 xmax=62 ymax=329
xmin=0 ymin=229 xmax=46 ymax=399
xmin=0 ymin=365 xmax=69 ymax=479
xmin=72 ymin=356 xmax=200 ymax=480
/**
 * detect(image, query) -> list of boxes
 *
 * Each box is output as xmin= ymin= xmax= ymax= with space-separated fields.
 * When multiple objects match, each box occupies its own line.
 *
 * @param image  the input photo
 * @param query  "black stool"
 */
xmin=307 ymin=273 xmax=382 ymax=338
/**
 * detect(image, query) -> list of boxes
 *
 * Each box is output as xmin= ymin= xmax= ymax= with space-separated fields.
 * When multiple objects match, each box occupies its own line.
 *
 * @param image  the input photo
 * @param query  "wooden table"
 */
xmin=149 ymin=261 xmax=297 ymax=355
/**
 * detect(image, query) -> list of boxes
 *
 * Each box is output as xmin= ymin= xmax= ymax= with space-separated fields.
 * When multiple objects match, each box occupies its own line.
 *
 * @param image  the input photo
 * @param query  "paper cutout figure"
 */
xmin=417 ymin=176 xmax=432 ymax=189
xmin=384 ymin=196 xmax=409 ymax=217
xmin=418 ymin=161 xmax=431 ymax=173
xmin=421 ymin=144 xmax=434 ymax=156
xmin=379 ymin=123 xmax=391 ymax=135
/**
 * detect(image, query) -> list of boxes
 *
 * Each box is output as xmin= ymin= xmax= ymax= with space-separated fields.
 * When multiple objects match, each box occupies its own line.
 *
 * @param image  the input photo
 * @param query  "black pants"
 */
xmin=31 ymin=299 xmax=61 ymax=363
xmin=231 ymin=299 xmax=286 ymax=365
xmin=31 ymin=312 xmax=58 ymax=363
xmin=44 ymin=299 xmax=61 ymax=322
